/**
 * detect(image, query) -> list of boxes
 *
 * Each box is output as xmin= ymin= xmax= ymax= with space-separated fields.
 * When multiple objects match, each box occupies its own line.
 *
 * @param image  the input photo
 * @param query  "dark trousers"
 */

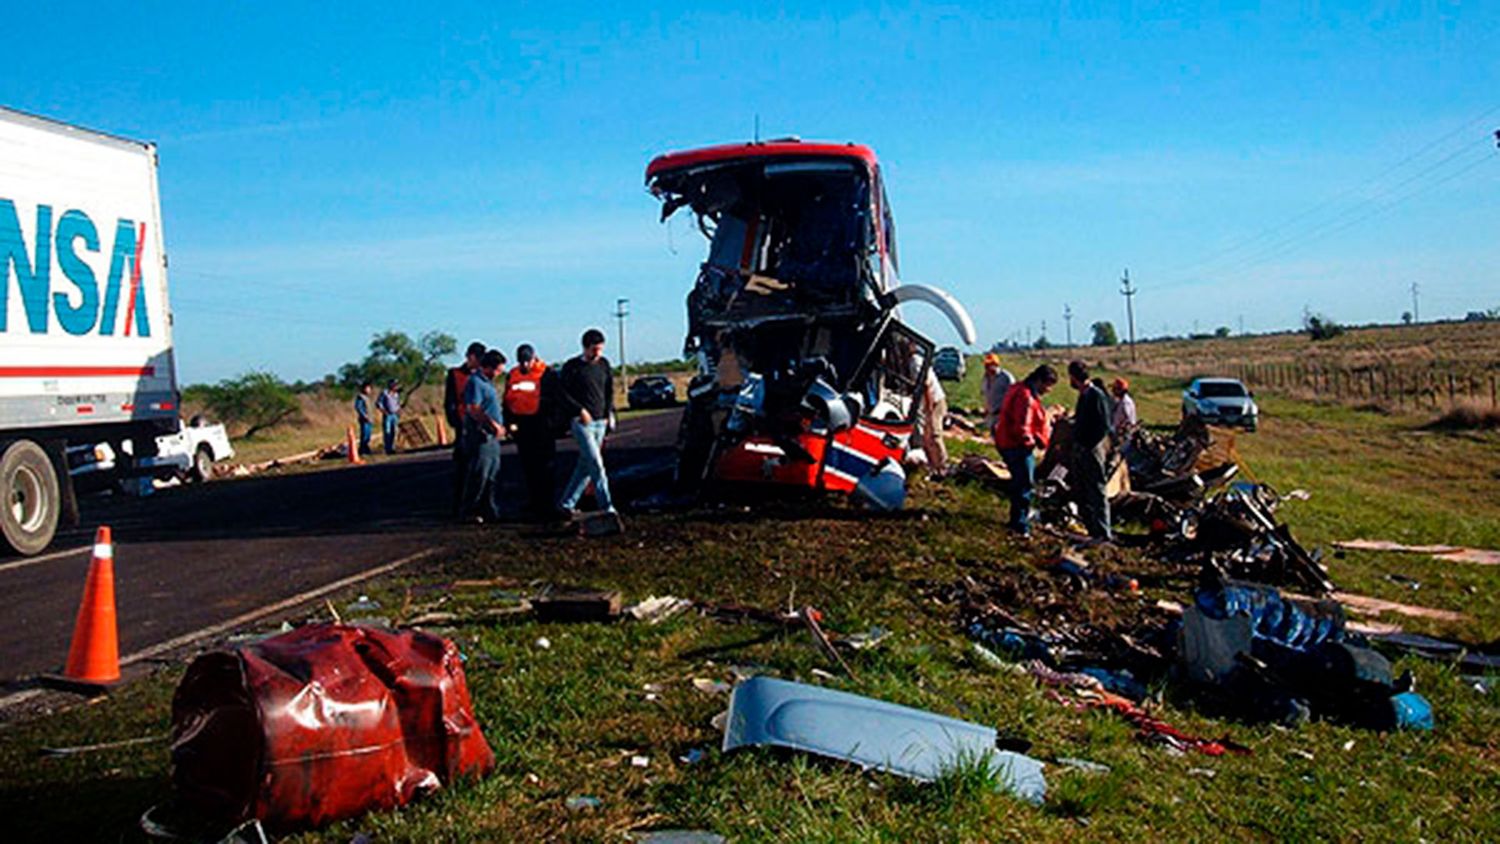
xmin=460 ymin=440 xmax=502 ymax=521
xmin=999 ymin=447 xmax=1035 ymax=532
xmin=450 ymin=440 xmax=467 ymax=515
xmin=1072 ymin=441 xmax=1112 ymax=540
xmin=512 ymin=416 xmax=556 ymax=519
xmin=358 ymin=421 xmax=373 ymax=455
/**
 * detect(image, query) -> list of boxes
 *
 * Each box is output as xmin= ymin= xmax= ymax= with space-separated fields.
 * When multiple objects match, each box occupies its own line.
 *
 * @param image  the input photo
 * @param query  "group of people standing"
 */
xmin=352 ymin=328 xmax=618 ymax=525
xmin=984 ymin=353 xmax=1137 ymax=542
xmin=354 ymin=380 xmax=404 ymax=456
xmin=441 ymin=328 xmax=619 ymax=524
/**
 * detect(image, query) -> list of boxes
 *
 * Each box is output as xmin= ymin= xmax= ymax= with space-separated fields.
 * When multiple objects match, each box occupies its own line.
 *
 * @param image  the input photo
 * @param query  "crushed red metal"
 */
xmin=170 ymin=623 xmax=494 ymax=831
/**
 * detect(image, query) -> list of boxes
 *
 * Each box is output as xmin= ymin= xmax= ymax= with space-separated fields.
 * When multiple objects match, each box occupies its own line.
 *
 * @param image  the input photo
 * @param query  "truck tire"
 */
xmin=1 ymin=440 xmax=61 ymax=556
xmin=189 ymin=444 xmax=214 ymax=484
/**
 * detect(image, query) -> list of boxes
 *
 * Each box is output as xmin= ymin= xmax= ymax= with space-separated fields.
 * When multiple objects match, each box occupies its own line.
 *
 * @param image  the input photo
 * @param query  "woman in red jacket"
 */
xmin=993 ymin=365 xmax=1059 ymax=536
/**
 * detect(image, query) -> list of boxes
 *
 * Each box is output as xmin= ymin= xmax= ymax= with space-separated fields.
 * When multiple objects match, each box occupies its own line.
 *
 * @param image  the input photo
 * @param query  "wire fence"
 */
xmin=1135 ymin=358 xmax=1500 ymax=410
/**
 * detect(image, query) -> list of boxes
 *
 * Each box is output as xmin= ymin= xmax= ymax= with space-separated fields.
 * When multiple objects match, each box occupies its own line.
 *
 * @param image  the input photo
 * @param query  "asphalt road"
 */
xmin=0 ymin=409 xmax=680 ymax=687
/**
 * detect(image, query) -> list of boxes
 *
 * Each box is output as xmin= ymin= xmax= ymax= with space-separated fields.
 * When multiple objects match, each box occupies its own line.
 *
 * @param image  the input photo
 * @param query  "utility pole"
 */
xmin=1410 ymin=282 xmax=1420 ymax=324
xmin=1238 ymin=315 xmax=1245 ymax=336
xmin=615 ymin=297 xmax=630 ymax=386
xmin=1120 ymin=269 xmax=1137 ymax=362
xmin=1063 ymin=304 xmax=1074 ymax=349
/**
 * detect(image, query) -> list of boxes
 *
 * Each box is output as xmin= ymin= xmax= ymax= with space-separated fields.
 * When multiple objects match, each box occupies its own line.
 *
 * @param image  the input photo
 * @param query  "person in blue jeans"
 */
xmin=378 ymin=379 xmax=402 ymax=455
xmin=992 ymin=365 xmax=1058 ymax=536
xmin=460 ymin=350 xmax=506 ymax=523
xmin=354 ymin=381 xmax=374 ymax=455
xmin=557 ymin=328 xmax=615 ymax=515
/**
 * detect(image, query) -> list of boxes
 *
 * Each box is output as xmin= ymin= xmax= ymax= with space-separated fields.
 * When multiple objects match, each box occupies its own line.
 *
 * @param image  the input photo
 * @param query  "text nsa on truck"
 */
xmin=1 ymin=106 xmax=179 ymax=555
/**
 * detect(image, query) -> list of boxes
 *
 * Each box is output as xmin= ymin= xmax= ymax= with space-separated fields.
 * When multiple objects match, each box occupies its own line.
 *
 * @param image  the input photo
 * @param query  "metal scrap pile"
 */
xmin=945 ymin=416 xmax=1439 ymax=733
xmin=1097 ymin=418 xmax=1332 ymax=595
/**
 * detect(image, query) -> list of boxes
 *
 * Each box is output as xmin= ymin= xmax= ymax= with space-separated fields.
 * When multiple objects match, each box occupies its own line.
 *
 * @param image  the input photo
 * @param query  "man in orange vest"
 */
xmin=444 ymin=341 xmax=487 ymax=516
xmin=504 ymin=343 xmax=558 ymax=521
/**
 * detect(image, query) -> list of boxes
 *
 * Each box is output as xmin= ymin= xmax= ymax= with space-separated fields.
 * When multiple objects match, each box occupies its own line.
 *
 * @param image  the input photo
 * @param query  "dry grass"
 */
xmin=1425 ymin=401 xmax=1500 ymax=431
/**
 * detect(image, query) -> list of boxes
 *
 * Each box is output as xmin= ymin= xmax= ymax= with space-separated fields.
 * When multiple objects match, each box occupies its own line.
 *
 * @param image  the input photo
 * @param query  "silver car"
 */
xmin=1182 ymin=377 xmax=1259 ymax=431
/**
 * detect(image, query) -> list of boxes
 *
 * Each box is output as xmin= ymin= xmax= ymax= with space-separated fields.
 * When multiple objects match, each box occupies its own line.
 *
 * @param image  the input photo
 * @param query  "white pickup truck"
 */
xmin=69 ymin=417 xmax=234 ymax=491
xmin=2 ymin=107 xmax=180 ymax=552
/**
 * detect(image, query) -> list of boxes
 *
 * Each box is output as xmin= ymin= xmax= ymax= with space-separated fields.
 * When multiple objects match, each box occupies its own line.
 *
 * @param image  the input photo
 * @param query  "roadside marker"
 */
xmin=43 ymin=526 xmax=120 ymax=693
xmin=346 ymin=425 xmax=364 ymax=465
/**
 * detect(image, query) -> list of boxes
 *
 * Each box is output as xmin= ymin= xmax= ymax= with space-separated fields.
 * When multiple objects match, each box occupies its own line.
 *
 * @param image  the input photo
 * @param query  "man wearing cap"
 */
xmin=460 ymin=349 xmax=507 ymax=523
xmin=981 ymin=353 xmax=1015 ymax=434
xmin=444 ymin=342 xmax=487 ymax=514
xmin=377 ymin=380 xmax=402 ymax=455
xmin=504 ymin=343 xmax=559 ymax=521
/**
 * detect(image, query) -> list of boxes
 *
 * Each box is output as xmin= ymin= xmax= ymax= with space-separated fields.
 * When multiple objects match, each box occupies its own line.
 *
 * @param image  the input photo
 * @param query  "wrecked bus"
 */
xmin=645 ymin=139 xmax=974 ymax=502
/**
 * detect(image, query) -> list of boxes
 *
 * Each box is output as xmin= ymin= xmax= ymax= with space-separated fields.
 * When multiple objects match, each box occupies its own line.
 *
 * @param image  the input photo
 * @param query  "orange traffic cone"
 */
xmin=435 ymin=414 xmax=448 ymax=446
xmin=54 ymin=526 xmax=120 ymax=689
xmin=347 ymin=425 xmax=364 ymax=465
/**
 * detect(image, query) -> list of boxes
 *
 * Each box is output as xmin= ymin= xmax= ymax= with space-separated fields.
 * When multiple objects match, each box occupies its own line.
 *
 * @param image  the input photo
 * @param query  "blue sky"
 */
xmin=6 ymin=2 xmax=1497 ymax=383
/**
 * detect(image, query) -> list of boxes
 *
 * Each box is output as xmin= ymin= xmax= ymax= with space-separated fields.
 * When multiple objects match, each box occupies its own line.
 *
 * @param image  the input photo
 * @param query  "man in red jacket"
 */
xmin=993 ymin=364 xmax=1059 ymax=536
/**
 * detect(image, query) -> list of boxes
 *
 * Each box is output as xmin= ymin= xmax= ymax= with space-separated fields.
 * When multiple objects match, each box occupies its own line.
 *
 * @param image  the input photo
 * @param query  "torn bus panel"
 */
xmin=645 ymin=140 xmax=973 ymax=500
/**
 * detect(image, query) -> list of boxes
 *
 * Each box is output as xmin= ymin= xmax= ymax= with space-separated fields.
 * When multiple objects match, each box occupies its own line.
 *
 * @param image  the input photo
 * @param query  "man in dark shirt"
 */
xmin=459 ymin=349 xmax=506 ymax=523
xmin=444 ymin=341 xmax=486 ymax=515
xmin=557 ymin=328 xmax=616 ymax=515
xmin=1068 ymin=360 xmax=1113 ymax=541
xmin=353 ymin=381 xmax=374 ymax=455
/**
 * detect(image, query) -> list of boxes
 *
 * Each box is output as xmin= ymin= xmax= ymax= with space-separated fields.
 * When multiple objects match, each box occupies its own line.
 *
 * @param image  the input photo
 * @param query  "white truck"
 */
xmin=1 ymin=106 xmax=179 ymax=554
xmin=69 ymin=418 xmax=234 ymax=493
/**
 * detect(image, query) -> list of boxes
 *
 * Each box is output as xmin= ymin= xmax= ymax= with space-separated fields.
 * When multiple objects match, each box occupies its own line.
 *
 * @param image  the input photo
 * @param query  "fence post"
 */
xmin=1448 ymin=373 xmax=1456 ymax=406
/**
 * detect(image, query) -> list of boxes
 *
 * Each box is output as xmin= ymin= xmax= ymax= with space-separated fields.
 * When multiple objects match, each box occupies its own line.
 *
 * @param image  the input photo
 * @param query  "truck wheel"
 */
xmin=1 ymin=440 xmax=60 ymax=556
xmin=189 ymin=445 xmax=214 ymax=484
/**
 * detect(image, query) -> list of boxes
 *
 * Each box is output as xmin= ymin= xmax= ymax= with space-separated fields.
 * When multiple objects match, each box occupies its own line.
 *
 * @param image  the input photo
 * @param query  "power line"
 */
xmin=1120 ymin=269 xmax=1137 ymax=362
xmin=1152 ymin=141 xmax=1498 ymax=294
xmin=1158 ymin=103 xmax=1500 ymax=282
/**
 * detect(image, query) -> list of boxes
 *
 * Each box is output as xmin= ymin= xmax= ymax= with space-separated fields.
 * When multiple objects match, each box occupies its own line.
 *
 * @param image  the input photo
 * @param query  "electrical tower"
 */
xmin=1410 ymin=283 xmax=1420 ymax=324
xmin=615 ymin=298 xmax=630 ymax=384
xmin=1063 ymin=304 xmax=1074 ymax=349
xmin=1120 ymin=269 xmax=1137 ymax=362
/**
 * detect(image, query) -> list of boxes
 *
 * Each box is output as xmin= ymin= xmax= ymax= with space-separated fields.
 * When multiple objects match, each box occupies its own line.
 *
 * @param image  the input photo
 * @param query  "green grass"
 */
xmin=2 ymin=363 xmax=1498 ymax=841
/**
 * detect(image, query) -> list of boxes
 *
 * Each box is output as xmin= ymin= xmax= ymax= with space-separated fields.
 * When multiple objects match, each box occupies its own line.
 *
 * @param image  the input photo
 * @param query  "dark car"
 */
xmin=628 ymin=375 xmax=677 ymax=409
xmin=932 ymin=346 xmax=966 ymax=381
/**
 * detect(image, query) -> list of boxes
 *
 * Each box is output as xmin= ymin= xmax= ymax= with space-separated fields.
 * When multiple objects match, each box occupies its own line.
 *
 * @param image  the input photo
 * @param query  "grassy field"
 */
xmin=2 ymin=356 xmax=1497 ymax=842
xmin=1073 ymin=320 xmax=1500 ymax=415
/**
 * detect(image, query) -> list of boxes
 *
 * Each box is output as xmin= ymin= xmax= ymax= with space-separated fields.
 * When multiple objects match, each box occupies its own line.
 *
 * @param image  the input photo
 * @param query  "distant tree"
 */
xmin=1401 ymin=311 xmax=1413 ymax=325
xmin=1214 ymin=326 xmax=1232 ymax=338
xmin=1034 ymin=334 xmax=1051 ymax=350
xmin=199 ymin=372 xmax=301 ymax=438
xmin=338 ymin=330 xmax=457 ymax=400
xmin=1303 ymin=313 xmax=1345 ymax=342
xmin=1090 ymin=321 xmax=1119 ymax=346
